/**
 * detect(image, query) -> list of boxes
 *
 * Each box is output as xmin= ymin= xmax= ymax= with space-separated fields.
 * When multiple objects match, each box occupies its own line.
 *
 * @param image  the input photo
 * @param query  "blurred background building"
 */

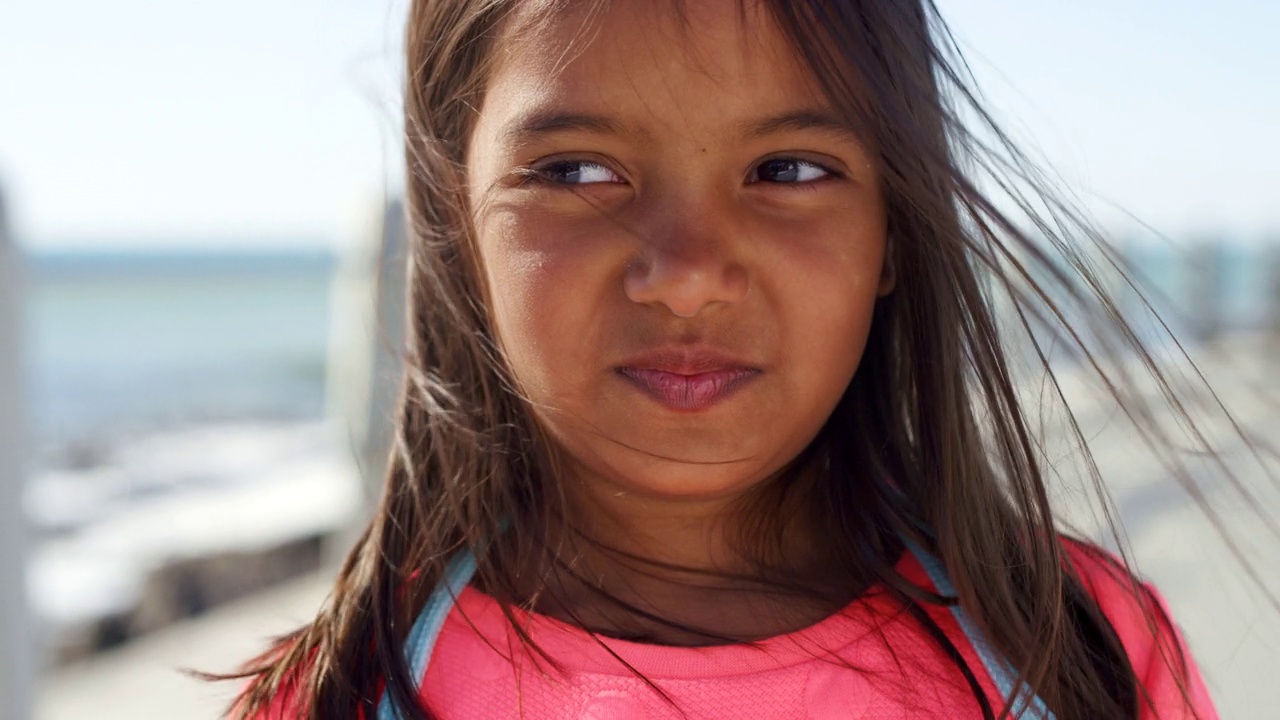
xmin=0 ymin=0 xmax=1278 ymax=718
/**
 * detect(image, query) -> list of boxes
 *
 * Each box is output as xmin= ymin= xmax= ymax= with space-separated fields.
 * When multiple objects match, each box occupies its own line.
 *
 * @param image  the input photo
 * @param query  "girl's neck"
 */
xmin=503 ymin=459 xmax=872 ymax=645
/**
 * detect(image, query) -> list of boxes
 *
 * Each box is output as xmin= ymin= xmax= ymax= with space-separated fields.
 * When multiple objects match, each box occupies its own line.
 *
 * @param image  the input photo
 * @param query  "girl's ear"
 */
xmin=877 ymin=245 xmax=896 ymax=297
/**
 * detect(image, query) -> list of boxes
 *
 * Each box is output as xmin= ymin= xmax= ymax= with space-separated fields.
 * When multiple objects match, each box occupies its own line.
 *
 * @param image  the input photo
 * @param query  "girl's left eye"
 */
xmin=750 ymin=158 xmax=832 ymax=184
xmin=531 ymin=160 xmax=624 ymax=185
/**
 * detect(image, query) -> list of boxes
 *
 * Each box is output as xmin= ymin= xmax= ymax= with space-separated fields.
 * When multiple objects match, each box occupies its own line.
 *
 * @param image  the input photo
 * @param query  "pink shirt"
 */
xmin=418 ymin=544 xmax=1217 ymax=719
xmin=248 ymin=542 xmax=1216 ymax=718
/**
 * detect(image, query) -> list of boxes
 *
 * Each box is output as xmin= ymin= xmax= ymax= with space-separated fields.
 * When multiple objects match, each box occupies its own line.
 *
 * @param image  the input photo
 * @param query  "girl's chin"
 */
xmin=563 ymin=444 xmax=792 ymax=503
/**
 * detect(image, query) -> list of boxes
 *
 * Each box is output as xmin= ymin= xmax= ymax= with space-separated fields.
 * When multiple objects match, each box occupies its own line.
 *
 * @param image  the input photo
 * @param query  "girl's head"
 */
xmin=466 ymin=0 xmax=894 ymax=504
xmin=405 ymin=0 xmax=983 ymax=523
xmin=231 ymin=1 xmax=1219 ymax=718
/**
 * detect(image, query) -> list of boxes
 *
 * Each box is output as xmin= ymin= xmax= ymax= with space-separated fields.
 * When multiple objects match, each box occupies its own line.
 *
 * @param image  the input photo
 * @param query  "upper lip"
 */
xmin=615 ymin=346 xmax=761 ymax=375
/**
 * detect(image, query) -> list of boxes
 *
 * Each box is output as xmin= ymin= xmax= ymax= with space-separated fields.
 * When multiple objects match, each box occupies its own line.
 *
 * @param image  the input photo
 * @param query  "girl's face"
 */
xmin=467 ymin=0 xmax=891 ymax=504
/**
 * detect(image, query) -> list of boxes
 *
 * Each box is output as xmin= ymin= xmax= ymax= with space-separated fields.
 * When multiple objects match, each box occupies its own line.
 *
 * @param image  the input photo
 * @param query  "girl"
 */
xmin=230 ymin=0 xmax=1230 ymax=717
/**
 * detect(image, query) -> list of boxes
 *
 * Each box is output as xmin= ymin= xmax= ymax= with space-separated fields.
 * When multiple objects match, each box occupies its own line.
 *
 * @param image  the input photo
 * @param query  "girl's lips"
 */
xmin=616 ymin=366 xmax=761 ymax=412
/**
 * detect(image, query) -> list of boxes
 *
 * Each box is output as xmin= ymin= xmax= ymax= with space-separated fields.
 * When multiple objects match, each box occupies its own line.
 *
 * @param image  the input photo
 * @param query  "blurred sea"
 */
xmin=1123 ymin=241 xmax=1274 ymax=331
xmin=23 ymin=247 xmax=335 ymax=473
xmin=18 ymin=247 xmax=360 ymax=655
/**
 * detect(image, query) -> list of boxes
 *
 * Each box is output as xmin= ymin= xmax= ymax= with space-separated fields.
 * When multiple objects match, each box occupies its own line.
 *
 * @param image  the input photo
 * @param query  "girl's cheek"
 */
xmin=478 ymin=209 xmax=616 ymax=375
xmin=751 ymin=204 xmax=888 ymax=291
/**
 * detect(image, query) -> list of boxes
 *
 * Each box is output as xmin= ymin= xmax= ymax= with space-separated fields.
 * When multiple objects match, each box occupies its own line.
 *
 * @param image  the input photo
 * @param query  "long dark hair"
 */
xmin=228 ymin=1 xmax=1266 ymax=718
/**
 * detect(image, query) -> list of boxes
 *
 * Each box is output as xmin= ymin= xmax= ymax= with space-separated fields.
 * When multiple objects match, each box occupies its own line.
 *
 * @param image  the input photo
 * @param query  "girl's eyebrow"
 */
xmin=740 ymin=109 xmax=861 ymax=142
xmin=499 ymin=109 xmax=646 ymax=147
xmin=497 ymin=107 xmax=858 ymax=147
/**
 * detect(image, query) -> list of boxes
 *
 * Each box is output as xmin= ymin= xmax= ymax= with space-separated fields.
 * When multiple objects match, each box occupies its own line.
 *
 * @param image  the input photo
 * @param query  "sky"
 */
xmin=0 ymin=0 xmax=1277 ymax=250
xmin=941 ymin=0 xmax=1280 ymax=243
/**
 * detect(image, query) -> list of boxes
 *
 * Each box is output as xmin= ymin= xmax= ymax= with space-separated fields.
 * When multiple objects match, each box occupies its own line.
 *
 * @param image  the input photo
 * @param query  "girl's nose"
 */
xmin=622 ymin=209 xmax=750 ymax=318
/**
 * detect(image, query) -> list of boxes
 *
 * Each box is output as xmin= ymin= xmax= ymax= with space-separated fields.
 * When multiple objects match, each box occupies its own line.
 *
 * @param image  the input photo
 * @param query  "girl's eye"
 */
xmin=750 ymin=158 xmax=832 ymax=184
xmin=531 ymin=160 xmax=624 ymax=185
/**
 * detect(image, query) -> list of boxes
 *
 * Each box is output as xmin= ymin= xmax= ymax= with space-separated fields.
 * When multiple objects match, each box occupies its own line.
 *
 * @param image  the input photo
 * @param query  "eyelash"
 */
xmin=520 ymin=156 xmax=842 ymax=188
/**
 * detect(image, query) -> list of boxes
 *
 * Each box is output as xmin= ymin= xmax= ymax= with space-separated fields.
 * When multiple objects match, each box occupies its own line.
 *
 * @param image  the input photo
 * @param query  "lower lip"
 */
xmin=616 ymin=367 xmax=760 ymax=412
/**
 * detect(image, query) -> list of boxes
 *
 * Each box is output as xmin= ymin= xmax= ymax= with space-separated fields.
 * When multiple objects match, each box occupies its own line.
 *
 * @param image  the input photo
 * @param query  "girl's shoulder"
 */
xmin=1060 ymin=537 xmax=1176 ymax=650
xmin=1060 ymin=538 xmax=1218 ymax=719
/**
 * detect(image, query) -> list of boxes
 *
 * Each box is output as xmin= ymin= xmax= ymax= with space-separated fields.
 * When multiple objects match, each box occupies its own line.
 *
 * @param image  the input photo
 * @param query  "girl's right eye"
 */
xmin=529 ymin=160 xmax=624 ymax=186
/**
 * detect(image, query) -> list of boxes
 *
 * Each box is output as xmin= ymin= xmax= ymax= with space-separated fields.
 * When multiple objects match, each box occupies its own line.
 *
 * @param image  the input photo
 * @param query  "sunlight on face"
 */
xmin=466 ymin=0 xmax=892 ymax=503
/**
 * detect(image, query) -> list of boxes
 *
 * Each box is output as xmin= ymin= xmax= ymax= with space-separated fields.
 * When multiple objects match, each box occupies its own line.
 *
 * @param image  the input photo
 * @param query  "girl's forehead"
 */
xmin=503 ymin=0 xmax=777 ymax=57
xmin=483 ymin=0 xmax=829 ymax=137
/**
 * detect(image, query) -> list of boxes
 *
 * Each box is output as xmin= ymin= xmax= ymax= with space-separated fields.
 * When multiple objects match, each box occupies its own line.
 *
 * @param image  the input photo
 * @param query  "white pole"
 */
xmin=0 ymin=180 xmax=34 ymax=719
xmin=324 ymin=195 xmax=408 ymax=560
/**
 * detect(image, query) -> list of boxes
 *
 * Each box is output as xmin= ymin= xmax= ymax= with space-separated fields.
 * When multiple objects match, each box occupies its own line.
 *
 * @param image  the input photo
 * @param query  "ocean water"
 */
xmin=1124 ymin=241 xmax=1275 ymax=333
xmin=22 ymin=248 xmax=336 ymax=470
